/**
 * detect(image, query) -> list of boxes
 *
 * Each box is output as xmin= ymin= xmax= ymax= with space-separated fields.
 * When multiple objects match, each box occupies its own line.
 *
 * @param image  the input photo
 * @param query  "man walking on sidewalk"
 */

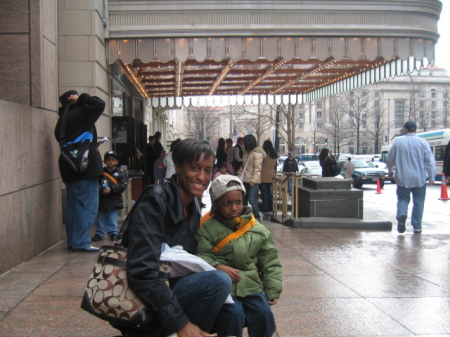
xmin=386 ymin=121 xmax=435 ymax=234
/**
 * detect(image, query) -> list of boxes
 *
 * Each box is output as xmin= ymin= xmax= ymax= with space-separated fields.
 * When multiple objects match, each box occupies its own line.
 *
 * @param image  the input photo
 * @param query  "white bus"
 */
xmin=380 ymin=129 xmax=450 ymax=181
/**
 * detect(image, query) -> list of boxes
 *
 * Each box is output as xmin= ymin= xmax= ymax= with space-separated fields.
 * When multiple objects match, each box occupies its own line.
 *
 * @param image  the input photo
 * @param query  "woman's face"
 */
xmin=176 ymin=153 xmax=214 ymax=200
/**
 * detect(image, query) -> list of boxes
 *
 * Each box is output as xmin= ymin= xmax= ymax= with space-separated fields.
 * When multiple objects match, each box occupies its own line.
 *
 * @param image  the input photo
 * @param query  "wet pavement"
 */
xmin=1 ymin=184 xmax=450 ymax=337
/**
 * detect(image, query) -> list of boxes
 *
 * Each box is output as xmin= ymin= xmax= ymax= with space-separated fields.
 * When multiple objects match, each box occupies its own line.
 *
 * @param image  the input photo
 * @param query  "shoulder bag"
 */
xmin=80 ymin=187 xmax=171 ymax=334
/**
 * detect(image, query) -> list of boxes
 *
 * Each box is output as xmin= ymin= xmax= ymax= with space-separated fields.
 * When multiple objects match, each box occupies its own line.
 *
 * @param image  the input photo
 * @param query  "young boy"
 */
xmin=92 ymin=151 xmax=127 ymax=241
xmin=196 ymin=175 xmax=282 ymax=337
xmin=153 ymin=150 xmax=166 ymax=185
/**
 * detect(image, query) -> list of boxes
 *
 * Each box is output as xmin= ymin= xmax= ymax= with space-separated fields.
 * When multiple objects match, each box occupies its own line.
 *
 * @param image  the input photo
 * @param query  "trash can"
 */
xmin=128 ymin=170 xmax=145 ymax=201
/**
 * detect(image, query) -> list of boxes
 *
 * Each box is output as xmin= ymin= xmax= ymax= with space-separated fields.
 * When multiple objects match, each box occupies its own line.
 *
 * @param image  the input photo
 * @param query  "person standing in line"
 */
xmin=164 ymin=138 xmax=181 ymax=181
xmin=260 ymin=140 xmax=278 ymax=212
xmin=153 ymin=131 xmax=165 ymax=158
xmin=146 ymin=135 xmax=156 ymax=185
xmin=216 ymin=138 xmax=228 ymax=167
xmin=232 ymin=137 xmax=245 ymax=174
xmin=153 ymin=150 xmax=167 ymax=185
xmin=343 ymin=157 xmax=355 ymax=179
xmin=443 ymin=140 xmax=450 ymax=183
xmin=239 ymin=134 xmax=266 ymax=221
xmin=92 ymin=151 xmax=127 ymax=242
xmin=282 ymin=152 xmax=299 ymax=194
xmin=54 ymin=90 xmax=105 ymax=252
xmin=386 ymin=121 xmax=436 ymax=234
xmin=318 ymin=148 xmax=337 ymax=177
xmin=225 ymin=138 xmax=235 ymax=174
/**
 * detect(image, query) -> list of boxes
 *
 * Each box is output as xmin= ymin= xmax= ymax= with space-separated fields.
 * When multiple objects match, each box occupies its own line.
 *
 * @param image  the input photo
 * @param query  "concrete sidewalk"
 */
xmin=1 ymin=204 xmax=450 ymax=336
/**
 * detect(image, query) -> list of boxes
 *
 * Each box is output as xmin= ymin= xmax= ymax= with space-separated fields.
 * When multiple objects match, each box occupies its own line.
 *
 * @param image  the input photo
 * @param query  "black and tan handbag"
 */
xmin=81 ymin=187 xmax=170 ymax=334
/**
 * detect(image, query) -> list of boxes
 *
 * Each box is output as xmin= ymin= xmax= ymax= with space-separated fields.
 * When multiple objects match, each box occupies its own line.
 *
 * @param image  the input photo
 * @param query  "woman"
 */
xmin=164 ymin=138 xmax=181 ymax=181
xmin=125 ymin=139 xmax=232 ymax=337
xmin=239 ymin=135 xmax=266 ymax=220
xmin=216 ymin=138 xmax=228 ymax=167
xmin=319 ymin=148 xmax=337 ymax=177
xmin=260 ymin=140 xmax=278 ymax=212
xmin=225 ymin=138 xmax=234 ymax=173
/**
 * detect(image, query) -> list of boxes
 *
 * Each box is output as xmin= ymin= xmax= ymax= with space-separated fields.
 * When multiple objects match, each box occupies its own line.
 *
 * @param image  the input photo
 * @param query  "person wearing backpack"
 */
xmin=54 ymin=90 xmax=105 ymax=252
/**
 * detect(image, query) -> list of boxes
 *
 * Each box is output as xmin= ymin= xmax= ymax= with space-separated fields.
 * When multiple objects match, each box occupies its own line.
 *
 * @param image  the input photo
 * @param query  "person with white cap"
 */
xmin=386 ymin=121 xmax=436 ymax=234
xmin=197 ymin=174 xmax=282 ymax=337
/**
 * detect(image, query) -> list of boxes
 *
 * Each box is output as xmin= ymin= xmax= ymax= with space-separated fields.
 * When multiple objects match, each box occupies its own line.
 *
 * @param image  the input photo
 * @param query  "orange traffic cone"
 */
xmin=439 ymin=173 xmax=449 ymax=200
xmin=375 ymin=177 xmax=382 ymax=194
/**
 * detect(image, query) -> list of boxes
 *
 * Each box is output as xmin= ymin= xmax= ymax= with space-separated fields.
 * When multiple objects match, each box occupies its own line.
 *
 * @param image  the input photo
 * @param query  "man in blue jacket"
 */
xmin=386 ymin=121 xmax=435 ymax=234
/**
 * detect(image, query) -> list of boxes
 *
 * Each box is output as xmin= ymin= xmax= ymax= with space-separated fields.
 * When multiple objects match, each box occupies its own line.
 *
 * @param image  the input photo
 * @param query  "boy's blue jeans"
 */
xmin=396 ymin=184 xmax=427 ymax=231
xmin=65 ymin=177 xmax=99 ymax=249
xmin=215 ymin=292 xmax=276 ymax=337
xmin=96 ymin=209 xmax=119 ymax=238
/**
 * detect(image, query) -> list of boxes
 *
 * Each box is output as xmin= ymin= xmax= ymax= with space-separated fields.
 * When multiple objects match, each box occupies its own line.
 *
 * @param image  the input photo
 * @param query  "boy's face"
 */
xmin=104 ymin=156 xmax=118 ymax=170
xmin=215 ymin=190 xmax=244 ymax=220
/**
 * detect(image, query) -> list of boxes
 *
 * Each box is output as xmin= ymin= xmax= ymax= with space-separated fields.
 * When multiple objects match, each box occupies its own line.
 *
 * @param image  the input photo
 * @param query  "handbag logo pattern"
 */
xmin=81 ymin=246 xmax=171 ymax=325
xmin=85 ymin=247 xmax=144 ymax=321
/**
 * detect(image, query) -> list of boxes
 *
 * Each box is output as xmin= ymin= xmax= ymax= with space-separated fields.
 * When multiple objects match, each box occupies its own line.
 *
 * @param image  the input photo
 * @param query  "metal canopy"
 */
xmin=109 ymin=36 xmax=433 ymax=106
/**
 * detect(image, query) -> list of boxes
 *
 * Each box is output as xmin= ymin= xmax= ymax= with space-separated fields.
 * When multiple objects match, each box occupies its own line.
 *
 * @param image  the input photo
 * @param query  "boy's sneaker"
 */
xmin=397 ymin=214 xmax=407 ymax=233
xmin=92 ymin=234 xmax=103 ymax=241
xmin=110 ymin=234 xmax=117 ymax=241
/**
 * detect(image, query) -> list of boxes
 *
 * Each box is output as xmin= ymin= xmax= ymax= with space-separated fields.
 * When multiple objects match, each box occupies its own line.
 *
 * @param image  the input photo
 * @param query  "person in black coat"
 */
xmin=54 ymin=90 xmax=105 ymax=252
xmin=92 ymin=151 xmax=127 ymax=242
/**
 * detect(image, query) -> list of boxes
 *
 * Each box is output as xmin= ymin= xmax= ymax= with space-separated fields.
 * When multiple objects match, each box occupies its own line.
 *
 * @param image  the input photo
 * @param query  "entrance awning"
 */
xmin=106 ymin=0 xmax=442 ymax=107
xmin=108 ymin=36 xmax=434 ymax=106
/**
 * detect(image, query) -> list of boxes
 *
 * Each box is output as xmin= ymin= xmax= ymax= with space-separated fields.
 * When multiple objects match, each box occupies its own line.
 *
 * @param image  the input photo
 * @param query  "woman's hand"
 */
xmin=268 ymin=298 xmax=278 ymax=306
xmin=216 ymin=264 xmax=242 ymax=282
xmin=177 ymin=322 xmax=209 ymax=337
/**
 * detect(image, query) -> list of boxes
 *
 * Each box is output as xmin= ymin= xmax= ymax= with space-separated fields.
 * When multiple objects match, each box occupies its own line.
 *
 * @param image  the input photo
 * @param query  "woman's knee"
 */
xmin=210 ymin=270 xmax=232 ymax=291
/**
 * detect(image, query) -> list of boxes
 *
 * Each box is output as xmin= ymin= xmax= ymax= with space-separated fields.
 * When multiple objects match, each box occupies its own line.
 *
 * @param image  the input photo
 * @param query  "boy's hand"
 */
xmin=216 ymin=264 xmax=242 ymax=283
xmin=102 ymin=188 xmax=111 ymax=194
xmin=268 ymin=299 xmax=278 ymax=306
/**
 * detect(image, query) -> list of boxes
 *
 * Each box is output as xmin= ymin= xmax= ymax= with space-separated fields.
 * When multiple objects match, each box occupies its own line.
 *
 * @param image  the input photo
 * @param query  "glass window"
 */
xmin=435 ymin=146 xmax=446 ymax=161
xmin=316 ymin=101 xmax=322 ymax=109
xmin=431 ymin=91 xmax=436 ymax=98
xmin=432 ymin=101 xmax=436 ymax=108
xmin=374 ymin=91 xmax=379 ymax=98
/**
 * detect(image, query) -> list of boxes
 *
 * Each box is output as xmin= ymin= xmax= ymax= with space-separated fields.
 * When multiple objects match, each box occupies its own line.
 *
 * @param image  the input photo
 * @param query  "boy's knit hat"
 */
xmin=211 ymin=175 xmax=246 ymax=202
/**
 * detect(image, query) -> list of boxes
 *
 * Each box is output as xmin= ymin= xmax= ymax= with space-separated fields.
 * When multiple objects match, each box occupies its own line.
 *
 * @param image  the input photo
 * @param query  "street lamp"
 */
xmin=430 ymin=87 xmax=449 ymax=128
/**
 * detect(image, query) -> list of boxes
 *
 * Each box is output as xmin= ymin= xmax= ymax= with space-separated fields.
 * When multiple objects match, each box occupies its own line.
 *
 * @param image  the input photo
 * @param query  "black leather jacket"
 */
xmin=125 ymin=178 xmax=201 ymax=335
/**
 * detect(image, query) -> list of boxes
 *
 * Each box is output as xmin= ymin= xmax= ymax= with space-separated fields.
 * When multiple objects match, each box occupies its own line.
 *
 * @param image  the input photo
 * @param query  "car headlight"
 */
xmin=359 ymin=173 xmax=365 ymax=178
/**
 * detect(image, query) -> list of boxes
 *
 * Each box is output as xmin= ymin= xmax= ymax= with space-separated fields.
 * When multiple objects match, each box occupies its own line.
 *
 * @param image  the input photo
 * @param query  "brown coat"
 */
xmin=241 ymin=147 xmax=266 ymax=184
xmin=260 ymin=156 xmax=276 ymax=183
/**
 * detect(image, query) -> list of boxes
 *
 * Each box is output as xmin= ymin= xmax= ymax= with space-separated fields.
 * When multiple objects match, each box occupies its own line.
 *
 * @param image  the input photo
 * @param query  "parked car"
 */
xmin=337 ymin=160 xmax=386 ymax=188
xmin=300 ymin=166 xmax=343 ymax=179
xmin=372 ymin=161 xmax=396 ymax=184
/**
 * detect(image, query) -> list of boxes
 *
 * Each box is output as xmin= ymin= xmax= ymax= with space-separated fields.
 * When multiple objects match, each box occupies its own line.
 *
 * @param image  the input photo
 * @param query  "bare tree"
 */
xmin=324 ymin=96 xmax=351 ymax=158
xmin=343 ymin=90 xmax=376 ymax=154
xmin=264 ymin=103 xmax=299 ymax=152
xmin=232 ymin=104 xmax=274 ymax=144
xmin=366 ymin=102 xmax=388 ymax=153
xmin=187 ymin=106 xmax=219 ymax=140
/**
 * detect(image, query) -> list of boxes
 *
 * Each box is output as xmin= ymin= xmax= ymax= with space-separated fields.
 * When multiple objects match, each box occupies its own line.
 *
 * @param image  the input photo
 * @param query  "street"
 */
xmin=362 ymin=182 xmax=450 ymax=234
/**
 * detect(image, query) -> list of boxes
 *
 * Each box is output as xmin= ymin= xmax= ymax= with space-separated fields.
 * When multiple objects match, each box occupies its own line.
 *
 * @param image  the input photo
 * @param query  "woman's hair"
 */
xmin=262 ymin=139 xmax=278 ymax=159
xmin=226 ymin=138 xmax=233 ymax=146
xmin=243 ymin=134 xmax=257 ymax=152
xmin=170 ymin=138 xmax=181 ymax=151
xmin=318 ymin=148 xmax=330 ymax=162
xmin=172 ymin=139 xmax=215 ymax=167
xmin=217 ymin=138 xmax=226 ymax=150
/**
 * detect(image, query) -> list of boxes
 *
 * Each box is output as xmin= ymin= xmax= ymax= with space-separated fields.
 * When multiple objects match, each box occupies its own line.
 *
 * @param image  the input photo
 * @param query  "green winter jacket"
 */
xmin=196 ymin=208 xmax=282 ymax=300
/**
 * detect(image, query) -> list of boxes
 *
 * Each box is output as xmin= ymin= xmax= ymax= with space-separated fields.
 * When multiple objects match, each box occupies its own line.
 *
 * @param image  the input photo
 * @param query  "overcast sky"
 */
xmin=435 ymin=0 xmax=449 ymax=70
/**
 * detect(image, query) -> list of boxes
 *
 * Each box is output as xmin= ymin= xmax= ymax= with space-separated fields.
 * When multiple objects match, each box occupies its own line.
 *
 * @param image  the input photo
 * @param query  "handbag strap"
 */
xmin=58 ymin=104 xmax=70 ymax=145
xmin=240 ymin=152 xmax=254 ymax=175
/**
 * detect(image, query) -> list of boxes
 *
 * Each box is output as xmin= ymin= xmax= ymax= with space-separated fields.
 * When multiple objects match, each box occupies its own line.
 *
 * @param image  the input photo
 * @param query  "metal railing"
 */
xmin=271 ymin=172 xmax=321 ymax=223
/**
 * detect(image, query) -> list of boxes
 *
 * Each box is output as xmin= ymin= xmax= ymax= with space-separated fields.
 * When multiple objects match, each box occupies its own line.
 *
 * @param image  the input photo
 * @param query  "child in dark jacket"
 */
xmin=92 ymin=151 xmax=127 ymax=241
